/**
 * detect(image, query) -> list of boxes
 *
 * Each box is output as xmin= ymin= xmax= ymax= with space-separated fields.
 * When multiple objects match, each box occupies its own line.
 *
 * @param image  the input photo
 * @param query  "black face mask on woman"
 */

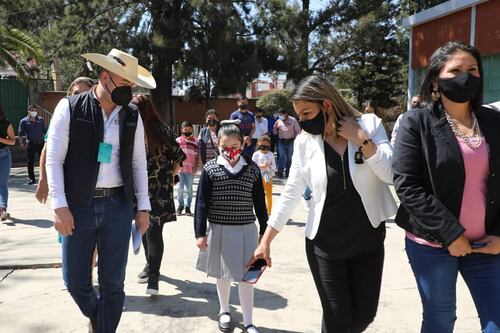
xmin=300 ymin=111 xmax=327 ymax=135
xmin=437 ymin=71 xmax=481 ymax=104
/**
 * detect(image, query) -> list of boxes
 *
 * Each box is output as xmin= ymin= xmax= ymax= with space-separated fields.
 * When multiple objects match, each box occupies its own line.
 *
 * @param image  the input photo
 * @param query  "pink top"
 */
xmin=406 ymin=136 xmax=489 ymax=247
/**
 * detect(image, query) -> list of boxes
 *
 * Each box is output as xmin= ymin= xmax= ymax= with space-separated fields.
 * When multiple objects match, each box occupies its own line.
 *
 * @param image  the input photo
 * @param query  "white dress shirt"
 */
xmin=46 ymin=90 xmax=151 ymax=211
xmin=216 ymin=155 xmax=248 ymax=175
xmin=252 ymin=117 xmax=268 ymax=139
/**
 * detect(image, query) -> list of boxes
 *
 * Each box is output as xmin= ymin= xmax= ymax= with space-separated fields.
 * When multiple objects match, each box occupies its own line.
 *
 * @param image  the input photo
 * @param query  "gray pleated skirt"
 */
xmin=196 ymin=222 xmax=258 ymax=281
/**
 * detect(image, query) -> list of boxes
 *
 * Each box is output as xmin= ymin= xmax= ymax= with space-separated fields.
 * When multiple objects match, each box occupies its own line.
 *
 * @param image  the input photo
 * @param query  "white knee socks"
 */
xmin=216 ymin=279 xmax=231 ymax=314
xmin=215 ymin=279 xmax=255 ymax=327
xmin=238 ymin=282 xmax=254 ymax=327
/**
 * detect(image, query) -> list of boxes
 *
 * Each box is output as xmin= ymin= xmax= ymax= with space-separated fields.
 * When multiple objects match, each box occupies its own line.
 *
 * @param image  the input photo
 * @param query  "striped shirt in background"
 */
xmin=176 ymin=135 xmax=199 ymax=174
xmin=198 ymin=127 xmax=219 ymax=165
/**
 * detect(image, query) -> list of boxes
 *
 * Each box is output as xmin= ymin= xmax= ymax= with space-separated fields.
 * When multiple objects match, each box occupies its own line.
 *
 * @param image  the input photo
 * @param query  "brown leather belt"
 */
xmin=93 ymin=186 xmax=123 ymax=198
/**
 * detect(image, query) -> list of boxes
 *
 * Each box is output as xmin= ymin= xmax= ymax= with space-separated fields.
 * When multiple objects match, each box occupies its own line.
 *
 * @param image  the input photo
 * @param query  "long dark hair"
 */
xmin=420 ymin=40 xmax=484 ymax=111
xmin=132 ymin=94 xmax=172 ymax=153
xmin=0 ymin=104 xmax=4 ymax=120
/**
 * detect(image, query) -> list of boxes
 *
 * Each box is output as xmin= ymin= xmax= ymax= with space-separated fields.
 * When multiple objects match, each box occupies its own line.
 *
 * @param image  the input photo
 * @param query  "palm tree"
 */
xmin=0 ymin=25 xmax=44 ymax=81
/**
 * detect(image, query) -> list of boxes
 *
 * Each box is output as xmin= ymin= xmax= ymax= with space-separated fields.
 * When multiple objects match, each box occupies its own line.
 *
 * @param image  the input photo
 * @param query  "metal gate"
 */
xmin=0 ymin=79 xmax=28 ymax=133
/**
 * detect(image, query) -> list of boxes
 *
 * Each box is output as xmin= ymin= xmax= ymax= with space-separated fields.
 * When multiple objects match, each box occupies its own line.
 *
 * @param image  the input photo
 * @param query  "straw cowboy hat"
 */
xmin=81 ymin=49 xmax=156 ymax=89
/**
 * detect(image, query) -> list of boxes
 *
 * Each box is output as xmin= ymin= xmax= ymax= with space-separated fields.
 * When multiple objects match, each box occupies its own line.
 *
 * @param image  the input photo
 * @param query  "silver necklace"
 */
xmin=444 ymin=110 xmax=482 ymax=148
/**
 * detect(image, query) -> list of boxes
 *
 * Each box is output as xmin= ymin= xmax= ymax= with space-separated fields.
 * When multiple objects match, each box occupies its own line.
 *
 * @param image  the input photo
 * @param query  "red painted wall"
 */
xmin=475 ymin=0 xmax=500 ymax=56
xmin=412 ymin=8 xmax=471 ymax=69
xmin=40 ymin=92 xmax=256 ymax=126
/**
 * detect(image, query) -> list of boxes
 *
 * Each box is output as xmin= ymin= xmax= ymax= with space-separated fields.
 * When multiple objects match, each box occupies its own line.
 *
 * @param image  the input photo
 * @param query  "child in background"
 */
xmin=176 ymin=121 xmax=198 ymax=216
xmin=194 ymin=120 xmax=268 ymax=333
xmin=252 ymin=135 xmax=276 ymax=215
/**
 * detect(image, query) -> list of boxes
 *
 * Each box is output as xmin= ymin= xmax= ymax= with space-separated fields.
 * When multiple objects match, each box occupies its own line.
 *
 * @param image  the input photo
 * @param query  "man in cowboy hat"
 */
xmin=46 ymin=49 xmax=156 ymax=333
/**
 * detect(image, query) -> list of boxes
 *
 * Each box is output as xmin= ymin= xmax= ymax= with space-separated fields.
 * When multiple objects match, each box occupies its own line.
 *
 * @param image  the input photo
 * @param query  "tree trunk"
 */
xmin=151 ymin=53 xmax=175 ymax=126
xmin=149 ymin=0 xmax=184 ymax=126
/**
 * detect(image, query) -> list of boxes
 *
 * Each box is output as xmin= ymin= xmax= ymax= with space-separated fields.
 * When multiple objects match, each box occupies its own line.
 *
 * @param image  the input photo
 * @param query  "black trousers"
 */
xmin=141 ymin=221 xmax=165 ymax=277
xmin=306 ymin=241 xmax=384 ymax=333
xmin=26 ymin=142 xmax=43 ymax=181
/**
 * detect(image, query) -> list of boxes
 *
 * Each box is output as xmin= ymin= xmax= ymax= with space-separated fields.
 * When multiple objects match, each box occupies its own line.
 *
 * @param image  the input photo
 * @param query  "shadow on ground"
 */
xmin=3 ymin=217 xmax=53 ymax=229
xmin=124 ymin=275 xmax=292 ymax=331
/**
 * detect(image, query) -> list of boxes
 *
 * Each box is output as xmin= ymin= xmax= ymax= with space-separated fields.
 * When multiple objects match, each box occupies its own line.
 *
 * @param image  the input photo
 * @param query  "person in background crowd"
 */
xmin=266 ymin=111 xmax=279 ymax=158
xmin=46 ymin=48 xmax=153 ymax=333
xmin=390 ymin=95 xmax=422 ymax=146
xmin=393 ymin=41 xmax=500 ymax=333
xmin=18 ymin=105 xmax=46 ymax=185
xmin=230 ymin=97 xmax=255 ymax=158
xmin=195 ymin=120 xmax=268 ymax=333
xmin=250 ymin=75 xmax=397 ymax=333
xmin=133 ymin=94 xmax=185 ymax=295
xmin=362 ymin=100 xmax=377 ymax=114
xmin=36 ymin=77 xmax=94 ymax=203
xmin=0 ymin=104 xmax=16 ymax=221
xmin=273 ymin=108 xmax=301 ymax=178
xmin=251 ymin=108 xmax=269 ymax=148
xmin=198 ymin=109 xmax=220 ymax=165
xmin=176 ymin=121 xmax=198 ymax=217
xmin=252 ymin=135 xmax=276 ymax=215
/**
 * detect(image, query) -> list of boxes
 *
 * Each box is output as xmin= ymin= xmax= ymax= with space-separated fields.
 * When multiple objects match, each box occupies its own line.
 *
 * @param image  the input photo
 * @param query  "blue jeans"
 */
xmin=62 ymin=193 xmax=133 ymax=333
xmin=0 ymin=148 xmax=11 ymax=209
xmin=405 ymin=238 xmax=500 ymax=333
xmin=178 ymin=173 xmax=194 ymax=208
xmin=277 ymin=140 xmax=294 ymax=175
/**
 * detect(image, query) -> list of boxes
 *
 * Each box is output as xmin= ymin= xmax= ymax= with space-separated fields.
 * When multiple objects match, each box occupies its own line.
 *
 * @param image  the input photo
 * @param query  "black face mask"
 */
xmin=183 ymin=132 xmax=192 ymax=137
xmin=437 ymin=71 xmax=481 ymax=104
xmin=256 ymin=115 xmax=262 ymax=119
xmin=258 ymin=145 xmax=269 ymax=151
xmin=239 ymin=104 xmax=248 ymax=110
xmin=105 ymin=75 xmax=132 ymax=106
xmin=207 ymin=119 xmax=218 ymax=127
xmin=300 ymin=111 xmax=326 ymax=135
xmin=411 ymin=102 xmax=421 ymax=108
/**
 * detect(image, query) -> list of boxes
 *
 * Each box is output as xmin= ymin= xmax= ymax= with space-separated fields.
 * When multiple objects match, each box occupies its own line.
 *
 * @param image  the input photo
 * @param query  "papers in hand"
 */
xmin=131 ymin=223 xmax=141 ymax=255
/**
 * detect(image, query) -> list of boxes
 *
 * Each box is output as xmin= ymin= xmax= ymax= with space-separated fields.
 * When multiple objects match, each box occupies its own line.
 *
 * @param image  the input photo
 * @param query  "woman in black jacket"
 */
xmin=393 ymin=41 xmax=500 ymax=333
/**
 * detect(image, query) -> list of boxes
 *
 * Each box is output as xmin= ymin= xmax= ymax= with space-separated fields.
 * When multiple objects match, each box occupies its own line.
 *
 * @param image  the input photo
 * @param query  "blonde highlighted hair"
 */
xmin=66 ymin=77 xmax=94 ymax=96
xmin=292 ymin=75 xmax=361 ymax=136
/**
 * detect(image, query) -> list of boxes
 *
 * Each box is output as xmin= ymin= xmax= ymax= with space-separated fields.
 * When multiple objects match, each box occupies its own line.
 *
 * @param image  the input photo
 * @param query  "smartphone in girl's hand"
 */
xmin=242 ymin=259 xmax=267 ymax=284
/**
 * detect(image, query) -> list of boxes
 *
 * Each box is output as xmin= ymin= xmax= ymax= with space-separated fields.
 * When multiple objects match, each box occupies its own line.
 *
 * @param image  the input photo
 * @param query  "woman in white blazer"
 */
xmin=248 ymin=76 xmax=397 ymax=333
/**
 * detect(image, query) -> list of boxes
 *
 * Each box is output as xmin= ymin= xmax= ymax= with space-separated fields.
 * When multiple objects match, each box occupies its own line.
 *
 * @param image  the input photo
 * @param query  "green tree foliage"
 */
xmin=0 ymin=26 xmax=44 ymax=81
xmin=332 ymin=1 xmax=407 ymax=108
xmin=401 ymin=0 xmax=448 ymax=14
xmin=256 ymin=89 xmax=293 ymax=115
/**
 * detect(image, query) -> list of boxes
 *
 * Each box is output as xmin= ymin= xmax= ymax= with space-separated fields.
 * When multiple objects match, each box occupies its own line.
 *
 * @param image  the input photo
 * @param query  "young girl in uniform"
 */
xmin=194 ymin=120 xmax=268 ymax=333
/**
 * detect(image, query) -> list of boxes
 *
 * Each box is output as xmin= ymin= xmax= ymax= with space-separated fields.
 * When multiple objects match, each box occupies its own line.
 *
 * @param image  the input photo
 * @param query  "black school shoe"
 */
xmin=176 ymin=206 xmax=184 ymax=216
xmin=217 ymin=312 xmax=231 ymax=332
xmin=244 ymin=324 xmax=261 ymax=333
xmin=185 ymin=207 xmax=193 ymax=216
xmin=146 ymin=274 xmax=159 ymax=295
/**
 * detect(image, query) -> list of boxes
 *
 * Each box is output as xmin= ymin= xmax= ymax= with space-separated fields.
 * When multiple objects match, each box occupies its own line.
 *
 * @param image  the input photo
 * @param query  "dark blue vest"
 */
xmin=64 ymin=90 xmax=138 ymax=206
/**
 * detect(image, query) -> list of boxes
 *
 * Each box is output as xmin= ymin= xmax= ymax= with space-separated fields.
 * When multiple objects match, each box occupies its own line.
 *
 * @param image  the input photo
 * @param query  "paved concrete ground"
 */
xmin=0 ymin=168 xmax=481 ymax=332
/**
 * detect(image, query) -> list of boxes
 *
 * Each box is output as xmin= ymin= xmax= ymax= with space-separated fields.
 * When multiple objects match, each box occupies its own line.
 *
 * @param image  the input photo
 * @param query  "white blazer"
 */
xmin=268 ymin=113 xmax=398 ymax=240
